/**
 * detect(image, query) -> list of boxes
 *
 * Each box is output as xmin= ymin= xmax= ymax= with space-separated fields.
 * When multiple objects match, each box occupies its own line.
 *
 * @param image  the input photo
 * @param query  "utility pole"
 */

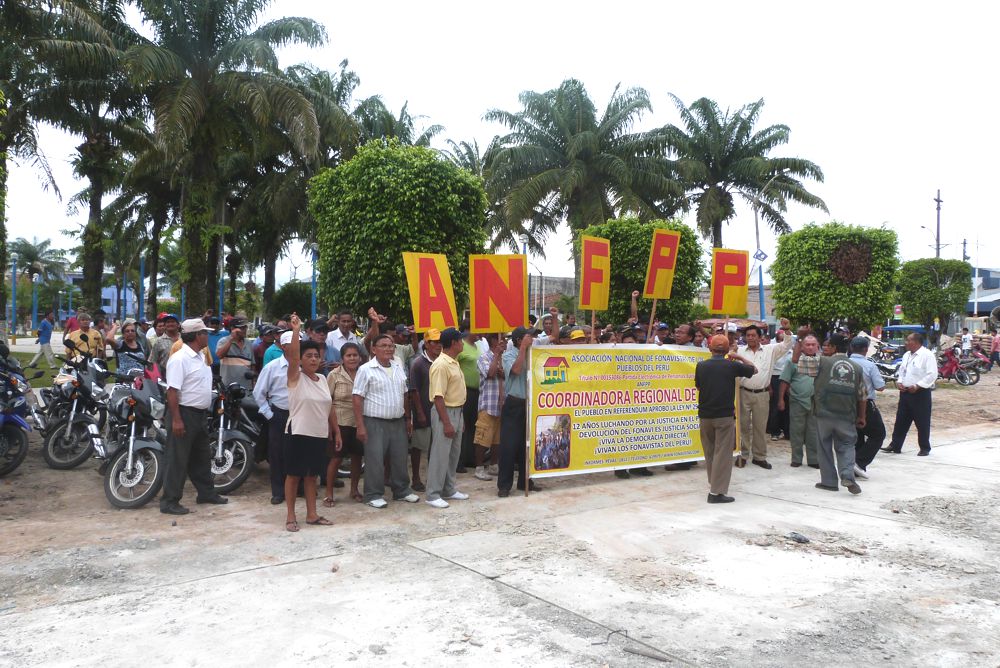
xmin=962 ymin=238 xmax=969 ymax=262
xmin=934 ymin=189 xmax=943 ymax=258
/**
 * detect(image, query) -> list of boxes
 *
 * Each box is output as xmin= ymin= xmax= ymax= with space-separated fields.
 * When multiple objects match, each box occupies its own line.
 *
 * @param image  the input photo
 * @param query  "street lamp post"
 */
xmin=138 ymin=254 xmax=145 ymax=322
xmin=31 ymin=274 xmax=39 ymax=331
xmin=10 ymin=253 xmax=18 ymax=343
xmin=310 ymin=244 xmax=318 ymax=320
xmin=752 ymin=171 xmax=785 ymax=323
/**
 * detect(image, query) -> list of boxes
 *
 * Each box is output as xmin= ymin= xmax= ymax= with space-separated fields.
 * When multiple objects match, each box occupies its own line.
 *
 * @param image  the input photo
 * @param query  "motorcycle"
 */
xmin=99 ymin=363 xmax=167 ymax=509
xmin=41 ymin=339 xmax=111 ymax=469
xmin=0 ymin=344 xmax=45 ymax=476
xmin=938 ymin=346 xmax=979 ymax=386
xmin=964 ymin=345 xmax=991 ymax=374
xmin=874 ymin=358 xmax=901 ymax=386
xmin=208 ymin=375 xmax=259 ymax=494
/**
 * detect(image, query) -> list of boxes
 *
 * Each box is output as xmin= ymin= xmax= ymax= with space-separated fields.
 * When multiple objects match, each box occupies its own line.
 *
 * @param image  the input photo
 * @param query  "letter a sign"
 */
xmin=642 ymin=229 xmax=682 ymax=299
xmin=578 ymin=236 xmax=610 ymax=311
xmin=469 ymin=255 xmax=528 ymax=333
xmin=709 ymin=249 xmax=749 ymax=314
xmin=402 ymin=252 xmax=458 ymax=332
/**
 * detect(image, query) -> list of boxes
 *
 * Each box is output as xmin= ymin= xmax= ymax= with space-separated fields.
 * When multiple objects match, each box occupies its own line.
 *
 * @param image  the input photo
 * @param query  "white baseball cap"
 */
xmin=279 ymin=331 xmax=294 ymax=345
xmin=180 ymin=318 xmax=210 ymax=334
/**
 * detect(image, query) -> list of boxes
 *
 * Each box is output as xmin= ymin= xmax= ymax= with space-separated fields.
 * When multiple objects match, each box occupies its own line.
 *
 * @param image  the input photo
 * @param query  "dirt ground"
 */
xmin=2 ymin=378 xmax=999 ymax=666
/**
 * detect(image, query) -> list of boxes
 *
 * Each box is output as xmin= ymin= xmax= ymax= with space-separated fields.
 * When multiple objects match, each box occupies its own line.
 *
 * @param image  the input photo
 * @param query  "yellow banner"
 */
xmin=578 ymin=236 xmax=611 ymax=311
xmin=709 ymin=249 xmax=749 ymax=314
xmin=528 ymin=344 xmax=711 ymax=477
xmin=401 ymin=252 xmax=458 ymax=332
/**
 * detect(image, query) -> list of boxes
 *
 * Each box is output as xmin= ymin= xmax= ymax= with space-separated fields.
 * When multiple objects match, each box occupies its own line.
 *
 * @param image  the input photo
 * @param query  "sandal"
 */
xmin=306 ymin=516 xmax=333 ymax=526
xmin=322 ymin=496 xmax=335 ymax=508
xmin=285 ymin=520 xmax=300 ymax=532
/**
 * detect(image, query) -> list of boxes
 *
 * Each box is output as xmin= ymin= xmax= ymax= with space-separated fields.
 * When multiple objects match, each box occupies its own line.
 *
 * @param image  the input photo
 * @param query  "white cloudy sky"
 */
xmin=7 ymin=0 xmax=998 ymax=288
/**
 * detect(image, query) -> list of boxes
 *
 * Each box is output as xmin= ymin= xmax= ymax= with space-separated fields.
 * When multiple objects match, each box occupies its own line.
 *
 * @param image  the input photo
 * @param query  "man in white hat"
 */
xmin=161 ymin=318 xmax=228 ymax=515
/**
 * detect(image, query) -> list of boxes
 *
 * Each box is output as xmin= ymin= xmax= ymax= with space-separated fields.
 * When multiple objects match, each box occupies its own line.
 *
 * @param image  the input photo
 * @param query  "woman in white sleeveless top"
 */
xmin=284 ymin=314 xmax=336 ymax=531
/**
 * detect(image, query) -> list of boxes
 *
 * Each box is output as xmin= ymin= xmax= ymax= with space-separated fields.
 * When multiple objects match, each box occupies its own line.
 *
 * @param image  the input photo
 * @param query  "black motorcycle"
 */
xmin=99 ymin=366 xmax=167 ymax=509
xmin=208 ymin=376 xmax=259 ymax=494
xmin=41 ymin=339 xmax=110 ymax=469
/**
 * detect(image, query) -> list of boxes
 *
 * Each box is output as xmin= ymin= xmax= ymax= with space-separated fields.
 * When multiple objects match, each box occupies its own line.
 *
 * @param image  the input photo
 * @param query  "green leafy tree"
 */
xmin=311 ymin=140 xmax=487 ymax=325
xmin=663 ymin=94 xmax=827 ymax=248
xmin=9 ymin=236 xmax=66 ymax=282
xmin=575 ymin=217 xmax=706 ymax=325
xmin=269 ymin=280 xmax=311 ymax=320
xmin=771 ymin=222 xmax=898 ymax=334
xmin=895 ymin=258 xmax=972 ymax=332
xmin=485 ymin=79 xmax=682 ymax=280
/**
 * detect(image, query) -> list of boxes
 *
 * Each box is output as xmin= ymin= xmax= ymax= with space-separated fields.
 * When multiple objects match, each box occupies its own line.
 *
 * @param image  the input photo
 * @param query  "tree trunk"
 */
xmin=81 ymin=177 xmax=105 ymax=312
xmin=145 ymin=202 xmax=167 ymax=317
xmin=712 ymin=220 xmax=723 ymax=249
xmin=0 ymin=151 xmax=8 ymax=319
xmin=206 ymin=234 xmax=219 ymax=315
xmin=263 ymin=249 xmax=277 ymax=318
xmin=181 ymin=179 xmax=211 ymax=314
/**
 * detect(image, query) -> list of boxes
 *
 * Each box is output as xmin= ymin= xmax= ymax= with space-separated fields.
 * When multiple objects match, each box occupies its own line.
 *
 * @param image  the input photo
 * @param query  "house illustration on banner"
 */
xmin=542 ymin=356 xmax=570 ymax=384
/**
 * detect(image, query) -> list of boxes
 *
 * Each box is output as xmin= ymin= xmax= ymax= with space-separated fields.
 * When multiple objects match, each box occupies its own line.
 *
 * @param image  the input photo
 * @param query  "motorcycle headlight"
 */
xmin=149 ymin=397 xmax=165 ymax=421
xmin=15 ymin=379 xmax=29 ymax=394
xmin=60 ymin=381 xmax=76 ymax=398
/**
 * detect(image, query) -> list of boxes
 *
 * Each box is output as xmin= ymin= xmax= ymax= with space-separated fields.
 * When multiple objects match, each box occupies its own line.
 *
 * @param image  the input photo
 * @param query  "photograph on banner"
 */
xmin=528 ymin=344 xmax=712 ymax=478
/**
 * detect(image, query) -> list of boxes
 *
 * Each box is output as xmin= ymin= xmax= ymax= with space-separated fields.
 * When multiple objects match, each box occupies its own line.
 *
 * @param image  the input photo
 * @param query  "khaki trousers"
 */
xmin=700 ymin=416 xmax=737 ymax=495
xmin=739 ymin=388 xmax=770 ymax=461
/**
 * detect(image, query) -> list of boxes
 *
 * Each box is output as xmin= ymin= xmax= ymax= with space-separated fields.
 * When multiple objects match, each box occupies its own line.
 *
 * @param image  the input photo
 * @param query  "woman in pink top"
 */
xmin=284 ymin=314 xmax=336 ymax=531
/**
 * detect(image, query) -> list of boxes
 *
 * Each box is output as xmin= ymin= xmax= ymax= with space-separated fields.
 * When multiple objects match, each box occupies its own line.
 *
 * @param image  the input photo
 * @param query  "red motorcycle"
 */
xmin=938 ymin=346 xmax=979 ymax=386
xmin=964 ymin=344 xmax=991 ymax=374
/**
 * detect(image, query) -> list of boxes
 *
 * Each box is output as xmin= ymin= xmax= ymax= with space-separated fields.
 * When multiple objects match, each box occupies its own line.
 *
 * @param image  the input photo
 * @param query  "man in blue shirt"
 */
xmin=206 ymin=317 xmax=229 ymax=368
xmin=849 ymin=336 xmax=886 ymax=479
xmin=30 ymin=311 xmax=57 ymax=369
xmin=497 ymin=327 xmax=540 ymax=497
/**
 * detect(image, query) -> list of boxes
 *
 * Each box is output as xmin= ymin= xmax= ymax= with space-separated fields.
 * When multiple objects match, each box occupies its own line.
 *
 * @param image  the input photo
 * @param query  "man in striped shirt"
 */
xmin=353 ymin=334 xmax=418 ymax=508
xmin=473 ymin=333 xmax=505 ymax=480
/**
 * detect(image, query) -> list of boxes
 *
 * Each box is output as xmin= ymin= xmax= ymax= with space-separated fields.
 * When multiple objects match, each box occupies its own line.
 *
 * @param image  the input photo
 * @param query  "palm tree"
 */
xmin=121 ymin=0 xmax=327 ymax=310
xmin=662 ymin=95 xmax=827 ymax=248
xmin=354 ymin=96 xmax=443 ymax=147
xmin=9 ymin=236 xmax=67 ymax=282
xmin=485 ymin=79 xmax=681 ymax=278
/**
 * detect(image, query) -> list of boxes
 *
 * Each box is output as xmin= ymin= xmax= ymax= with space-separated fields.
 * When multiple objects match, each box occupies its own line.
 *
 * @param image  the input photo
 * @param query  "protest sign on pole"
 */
xmin=527 ymin=344 xmax=710 ymax=478
xmin=709 ymin=249 xmax=749 ymax=314
xmin=402 ymin=252 xmax=458 ymax=332
xmin=643 ymin=229 xmax=682 ymax=300
xmin=468 ymin=254 xmax=528 ymax=333
xmin=578 ymin=236 xmax=611 ymax=311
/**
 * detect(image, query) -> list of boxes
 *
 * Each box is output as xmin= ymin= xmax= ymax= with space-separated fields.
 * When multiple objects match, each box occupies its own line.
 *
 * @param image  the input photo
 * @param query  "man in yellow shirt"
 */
xmin=426 ymin=327 xmax=469 ymax=508
xmin=64 ymin=312 xmax=99 ymax=358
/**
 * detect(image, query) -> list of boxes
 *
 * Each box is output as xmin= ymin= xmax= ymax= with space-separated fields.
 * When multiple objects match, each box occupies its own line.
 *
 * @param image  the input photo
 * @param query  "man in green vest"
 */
xmin=812 ymin=333 xmax=867 ymax=495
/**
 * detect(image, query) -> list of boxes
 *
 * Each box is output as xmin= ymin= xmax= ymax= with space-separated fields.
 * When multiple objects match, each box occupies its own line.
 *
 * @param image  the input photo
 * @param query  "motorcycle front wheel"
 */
xmin=104 ymin=447 xmax=165 ymax=509
xmin=958 ymin=368 xmax=980 ymax=386
xmin=0 ymin=425 xmax=30 ymax=477
xmin=211 ymin=438 xmax=255 ymax=494
xmin=42 ymin=419 xmax=96 ymax=469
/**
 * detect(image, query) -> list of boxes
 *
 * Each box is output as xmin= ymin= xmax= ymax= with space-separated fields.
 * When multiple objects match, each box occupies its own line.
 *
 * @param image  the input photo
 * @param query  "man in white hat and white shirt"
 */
xmin=160 ymin=318 xmax=229 ymax=515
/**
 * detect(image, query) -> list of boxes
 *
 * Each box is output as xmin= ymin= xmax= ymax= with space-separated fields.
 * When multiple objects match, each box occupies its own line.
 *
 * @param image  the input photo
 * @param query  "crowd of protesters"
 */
xmin=41 ymin=290 xmax=941 ymax=526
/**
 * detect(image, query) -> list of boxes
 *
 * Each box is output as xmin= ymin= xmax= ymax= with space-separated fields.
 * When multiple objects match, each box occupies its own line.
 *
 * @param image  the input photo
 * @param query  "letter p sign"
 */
xmin=709 ymin=249 xmax=749 ymax=314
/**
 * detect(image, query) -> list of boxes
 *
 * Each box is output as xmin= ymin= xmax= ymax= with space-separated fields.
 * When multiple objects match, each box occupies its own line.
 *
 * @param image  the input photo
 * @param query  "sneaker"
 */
xmin=426 ymin=498 xmax=450 ymax=508
xmin=486 ymin=464 xmax=499 ymax=476
xmin=445 ymin=491 xmax=469 ymax=500
xmin=770 ymin=434 xmax=780 ymax=441
xmin=395 ymin=494 xmax=419 ymax=503
xmin=853 ymin=465 xmax=869 ymax=480
xmin=474 ymin=467 xmax=492 ymax=481
xmin=366 ymin=498 xmax=388 ymax=509
xmin=841 ymin=478 xmax=862 ymax=495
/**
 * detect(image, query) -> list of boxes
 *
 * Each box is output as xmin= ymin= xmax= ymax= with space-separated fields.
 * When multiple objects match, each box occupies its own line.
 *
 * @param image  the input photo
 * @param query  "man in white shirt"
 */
xmin=736 ymin=318 xmax=793 ymax=468
xmin=161 ymin=318 xmax=228 ymax=515
xmin=253 ymin=332 xmax=292 ymax=504
xmin=353 ymin=334 xmax=418 ymax=508
xmin=883 ymin=332 xmax=937 ymax=455
xmin=960 ymin=328 xmax=972 ymax=354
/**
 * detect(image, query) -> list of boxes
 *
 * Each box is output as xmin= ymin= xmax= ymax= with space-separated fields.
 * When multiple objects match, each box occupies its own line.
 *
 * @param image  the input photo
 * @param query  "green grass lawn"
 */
xmin=6 ymin=352 xmax=125 ymax=389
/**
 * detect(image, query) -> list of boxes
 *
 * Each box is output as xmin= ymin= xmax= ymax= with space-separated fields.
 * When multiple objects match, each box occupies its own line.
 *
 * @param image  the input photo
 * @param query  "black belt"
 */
xmin=506 ymin=396 xmax=526 ymax=403
xmin=180 ymin=406 xmax=208 ymax=414
xmin=363 ymin=415 xmax=404 ymax=421
xmin=270 ymin=405 xmax=289 ymax=414
xmin=741 ymin=387 xmax=767 ymax=394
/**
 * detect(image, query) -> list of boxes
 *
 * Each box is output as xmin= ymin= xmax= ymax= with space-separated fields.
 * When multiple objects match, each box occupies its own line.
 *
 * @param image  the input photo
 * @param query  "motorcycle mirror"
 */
xmin=64 ymin=339 xmax=77 ymax=350
xmin=244 ymin=372 xmax=254 ymax=380
xmin=79 ymin=333 xmax=89 ymax=342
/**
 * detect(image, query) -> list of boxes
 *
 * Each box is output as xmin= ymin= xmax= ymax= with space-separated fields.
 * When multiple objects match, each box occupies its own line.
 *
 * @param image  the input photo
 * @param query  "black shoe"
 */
xmin=161 ymin=504 xmax=190 ymax=515
xmin=515 ymin=481 xmax=543 ymax=492
xmin=632 ymin=467 xmax=654 ymax=477
xmin=270 ymin=496 xmax=285 ymax=505
xmin=614 ymin=470 xmax=630 ymax=479
xmin=917 ymin=449 xmax=931 ymax=456
xmin=841 ymin=478 xmax=862 ymax=495
xmin=752 ymin=459 xmax=772 ymax=470
xmin=196 ymin=495 xmax=229 ymax=505
xmin=881 ymin=446 xmax=902 ymax=454
xmin=790 ymin=462 xmax=802 ymax=468
xmin=411 ymin=481 xmax=426 ymax=492
xmin=807 ymin=463 xmax=820 ymax=469
xmin=707 ymin=493 xmax=735 ymax=504
xmin=456 ymin=466 xmax=468 ymax=473
xmin=497 ymin=488 xmax=510 ymax=498
xmin=815 ymin=483 xmax=839 ymax=492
